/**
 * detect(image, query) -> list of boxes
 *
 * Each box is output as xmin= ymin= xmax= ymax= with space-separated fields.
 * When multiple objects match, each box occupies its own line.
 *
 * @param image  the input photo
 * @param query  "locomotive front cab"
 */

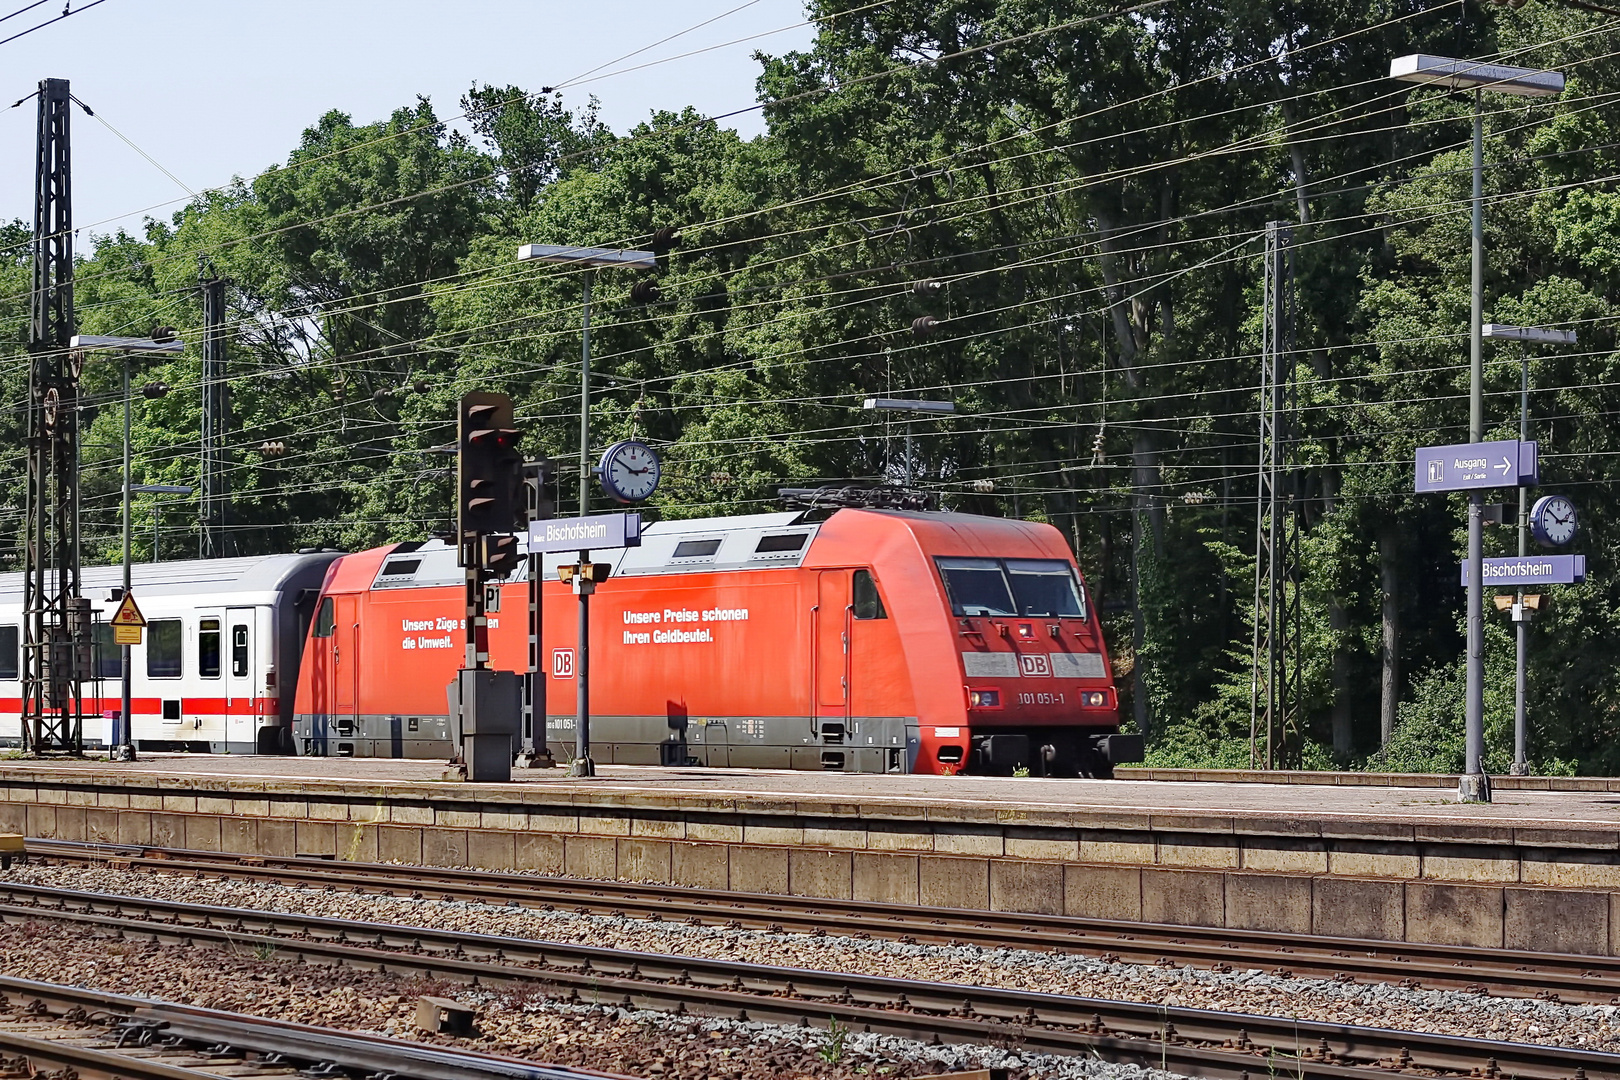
xmin=933 ymin=551 xmax=1136 ymax=778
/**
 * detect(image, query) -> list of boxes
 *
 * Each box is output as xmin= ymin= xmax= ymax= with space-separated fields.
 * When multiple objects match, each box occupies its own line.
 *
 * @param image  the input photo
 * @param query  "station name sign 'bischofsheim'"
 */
xmin=1459 ymin=555 xmax=1586 ymax=587
xmin=527 ymin=512 xmax=643 ymax=554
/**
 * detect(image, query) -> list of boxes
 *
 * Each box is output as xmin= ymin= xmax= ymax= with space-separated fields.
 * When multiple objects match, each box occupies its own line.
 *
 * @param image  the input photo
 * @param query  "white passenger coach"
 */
xmin=0 ymin=552 xmax=340 ymax=753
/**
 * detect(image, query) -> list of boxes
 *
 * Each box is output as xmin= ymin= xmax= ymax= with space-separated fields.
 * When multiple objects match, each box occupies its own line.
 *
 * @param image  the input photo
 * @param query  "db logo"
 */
xmin=552 ymin=649 xmax=576 ymax=679
xmin=1018 ymin=654 xmax=1051 ymax=677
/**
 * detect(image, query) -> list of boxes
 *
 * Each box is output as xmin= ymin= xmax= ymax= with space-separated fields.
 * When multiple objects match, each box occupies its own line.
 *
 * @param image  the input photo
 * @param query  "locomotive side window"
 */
xmin=755 ymin=533 xmax=807 ymax=553
xmin=199 ymin=619 xmax=221 ymax=678
xmin=935 ymin=557 xmax=1016 ymax=616
xmin=147 ymin=619 xmax=182 ymax=679
xmin=672 ymin=539 xmax=722 ymax=558
xmin=852 ymin=569 xmax=887 ymax=620
xmin=0 ymin=624 xmax=16 ymax=680
xmin=232 ymin=626 xmax=249 ymax=677
xmin=92 ymin=623 xmax=120 ymax=679
xmin=1004 ymin=559 xmax=1086 ymax=618
xmin=314 ymin=597 xmax=335 ymax=638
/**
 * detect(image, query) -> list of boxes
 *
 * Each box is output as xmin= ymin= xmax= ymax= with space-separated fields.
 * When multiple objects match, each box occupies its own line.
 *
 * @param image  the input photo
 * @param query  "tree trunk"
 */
xmin=1129 ymin=430 xmax=1161 ymax=737
xmin=1131 ymin=504 xmax=1149 ymax=736
xmin=1330 ymin=600 xmax=1352 ymax=761
xmin=1379 ymin=525 xmax=1401 ymax=747
xmin=1280 ymin=98 xmax=1312 ymax=226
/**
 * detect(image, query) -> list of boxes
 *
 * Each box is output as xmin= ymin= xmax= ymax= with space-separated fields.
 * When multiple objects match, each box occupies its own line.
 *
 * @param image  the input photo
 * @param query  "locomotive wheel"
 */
xmin=1078 ymin=747 xmax=1114 ymax=779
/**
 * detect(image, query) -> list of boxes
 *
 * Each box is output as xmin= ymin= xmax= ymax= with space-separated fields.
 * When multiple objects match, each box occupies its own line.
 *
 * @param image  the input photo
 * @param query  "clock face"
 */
xmin=600 ymin=440 xmax=660 ymax=503
xmin=1532 ymin=494 xmax=1578 ymax=548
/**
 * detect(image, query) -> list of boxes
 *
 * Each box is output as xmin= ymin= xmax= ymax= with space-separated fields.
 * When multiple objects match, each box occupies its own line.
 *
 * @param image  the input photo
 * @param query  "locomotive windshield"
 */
xmin=936 ymin=556 xmax=1086 ymax=618
xmin=1005 ymin=559 xmax=1085 ymax=617
xmin=936 ymin=557 xmax=1016 ymax=615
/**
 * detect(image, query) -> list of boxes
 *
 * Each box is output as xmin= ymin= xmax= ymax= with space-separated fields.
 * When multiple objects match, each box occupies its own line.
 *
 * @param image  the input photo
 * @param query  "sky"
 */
xmin=1 ymin=0 xmax=816 ymax=242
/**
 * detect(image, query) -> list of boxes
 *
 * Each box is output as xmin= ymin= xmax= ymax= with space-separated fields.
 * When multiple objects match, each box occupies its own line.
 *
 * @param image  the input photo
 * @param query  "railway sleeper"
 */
xmin=9 ymin=889 xmax=1620 ymax=1079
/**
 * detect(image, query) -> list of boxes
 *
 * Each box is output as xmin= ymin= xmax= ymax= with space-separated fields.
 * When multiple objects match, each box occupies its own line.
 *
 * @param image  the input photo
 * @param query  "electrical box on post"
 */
xmin=446 ymin=668 xmax=521 ymax=782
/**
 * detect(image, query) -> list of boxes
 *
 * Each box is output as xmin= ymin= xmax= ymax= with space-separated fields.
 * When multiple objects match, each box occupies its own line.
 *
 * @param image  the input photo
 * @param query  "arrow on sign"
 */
xmin=1495 ymin=457 xmax=1511 ymax=475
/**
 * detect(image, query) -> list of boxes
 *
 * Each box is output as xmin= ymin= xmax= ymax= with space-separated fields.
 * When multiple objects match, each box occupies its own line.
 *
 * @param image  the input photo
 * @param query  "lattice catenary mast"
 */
xmin=199 ymin=264 xmax=231 ymax=558
xmin=1250 ymin=221 xmax=1302 ymax=769
xmin=22 ymin=77 xmax=89 ymax=753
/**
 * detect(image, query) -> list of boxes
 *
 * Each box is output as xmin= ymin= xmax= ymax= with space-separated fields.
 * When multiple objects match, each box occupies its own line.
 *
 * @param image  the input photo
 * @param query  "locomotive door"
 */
xmin=814 ymin=571 xmax=851 ymax=714
xmin=225 ymin=607 xmax=255 ymax=749
xmin=330 ymin=595 xmax=359 ymax=733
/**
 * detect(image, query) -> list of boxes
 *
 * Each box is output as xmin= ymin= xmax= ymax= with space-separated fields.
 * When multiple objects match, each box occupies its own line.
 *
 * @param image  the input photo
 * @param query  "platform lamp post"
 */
xmin=70 ymin=333 xmax=185 ymax=762
xmin=1483 ymin=322 xmax=1576 ymax=776
xmin=862 ymin=397 xmax=957 ymax=486
xmin=131 ymin=484 xmax=193 ymax=562
xmin=1389 ymin=55 xmax=1564 ymax=802
xmin=515 ymin=244 xmax=655 ymax=776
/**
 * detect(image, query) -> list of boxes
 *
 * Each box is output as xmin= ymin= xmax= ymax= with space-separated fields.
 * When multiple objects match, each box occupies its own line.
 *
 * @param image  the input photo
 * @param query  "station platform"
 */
xmin=5 ymin=756 xmax=1620 ymax=955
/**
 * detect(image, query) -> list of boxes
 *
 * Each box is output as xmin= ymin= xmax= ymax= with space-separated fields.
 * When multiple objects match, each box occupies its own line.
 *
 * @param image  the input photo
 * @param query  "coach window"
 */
xmin=92 ymin=623 xmax=120 ymax=679
xmin=232 ymin=626 xmax=249 ymax=677
xmin=199 ymin=619 xmax=221 ymax=678
xmin=852 ymin=569 xmax=887 ymax=620
xmin=0 ymin=624 xmax=17 ymax=681
xmin=147 ymin=619 xmax=182 ymax=679
xmin=314 ymin=597 xmax=335 ymax=638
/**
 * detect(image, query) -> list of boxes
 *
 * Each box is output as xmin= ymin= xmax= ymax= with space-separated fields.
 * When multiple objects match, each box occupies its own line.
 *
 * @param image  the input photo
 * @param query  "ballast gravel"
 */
xmin=7 ymin=863 xmax=1616 ymax=1054
xmin=0 ymin=919 xmax=1177 ymax=1080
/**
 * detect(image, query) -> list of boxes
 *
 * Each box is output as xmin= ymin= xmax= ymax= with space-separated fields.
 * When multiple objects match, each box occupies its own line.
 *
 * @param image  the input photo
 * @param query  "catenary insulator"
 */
xmin=650 ymin=226 xmax=681 ymax=253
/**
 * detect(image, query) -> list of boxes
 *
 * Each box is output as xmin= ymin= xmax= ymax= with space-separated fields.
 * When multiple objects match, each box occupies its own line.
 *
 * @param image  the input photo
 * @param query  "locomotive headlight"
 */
xmin=1080 ymin=691 xmax=1109 ymax=708
xmin=967 ymin=687 xmax=1001 ymax=709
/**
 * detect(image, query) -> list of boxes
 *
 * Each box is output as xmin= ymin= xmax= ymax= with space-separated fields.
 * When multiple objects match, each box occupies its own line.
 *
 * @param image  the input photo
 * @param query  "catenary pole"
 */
xmin=1462 ymin=90 xmax=1489 ymax=802
xmin=1514 ymin=352 xmax=1529 ymax=775
xmin=120 ymin=356 xmax=132 ymax=758
xmin=576 ymin=270 xmax=594 ymax=775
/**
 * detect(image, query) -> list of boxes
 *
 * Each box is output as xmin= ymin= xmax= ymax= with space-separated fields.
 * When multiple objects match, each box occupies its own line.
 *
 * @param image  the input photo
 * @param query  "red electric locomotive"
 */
xmin=291 ymin=507 xmax=1139 ymax=776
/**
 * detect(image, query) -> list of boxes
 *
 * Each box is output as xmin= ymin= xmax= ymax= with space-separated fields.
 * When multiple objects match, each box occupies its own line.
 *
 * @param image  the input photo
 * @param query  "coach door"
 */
xmin=225 ymin=607 xmax=255 ymax=750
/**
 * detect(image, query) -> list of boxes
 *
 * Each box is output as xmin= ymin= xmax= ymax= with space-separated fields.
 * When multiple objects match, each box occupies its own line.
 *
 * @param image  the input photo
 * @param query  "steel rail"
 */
xmin=0 ymin=1026 xmax=235 ymax=1080
xmin=0 ymin=878 xmax=1611 ymax=1079
xmin=0 ymin=974 xmax=629 ymax=1080
xmin=26 ymin=837 xmax=1620 ymax=1004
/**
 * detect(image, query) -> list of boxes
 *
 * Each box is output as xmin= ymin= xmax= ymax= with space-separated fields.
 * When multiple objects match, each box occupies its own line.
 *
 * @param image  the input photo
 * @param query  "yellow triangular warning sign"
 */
xmin=110 ymin=591 xmax=146 ymax=627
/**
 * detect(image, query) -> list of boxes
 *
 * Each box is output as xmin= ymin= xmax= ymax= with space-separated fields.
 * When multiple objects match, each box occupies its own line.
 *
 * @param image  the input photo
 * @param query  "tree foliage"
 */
xmin=9 ymin=0 xmax=1620 ymax=771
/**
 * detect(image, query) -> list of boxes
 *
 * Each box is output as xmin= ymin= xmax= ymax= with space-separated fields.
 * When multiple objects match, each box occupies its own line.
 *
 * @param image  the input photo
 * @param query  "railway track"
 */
xmin=0 ymin=874 xmax=1612 ymax=1079
xmin=0 ymin=973 xmax=622 ymax=1080
xmin=25 ymin=837 xmax=1620 ymax=1005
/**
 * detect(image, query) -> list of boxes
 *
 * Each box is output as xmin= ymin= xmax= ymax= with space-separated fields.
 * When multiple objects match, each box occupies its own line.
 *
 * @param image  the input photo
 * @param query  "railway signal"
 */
xmin=452 ymin=391 xmax=526 ymax=782
xmin=456 ymin=391 xmax=524 ymax=550
xmin=480 ymin=533 xmax=521 ymax=579
xmin=525 ymin=458 xmax=555 ymax=524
